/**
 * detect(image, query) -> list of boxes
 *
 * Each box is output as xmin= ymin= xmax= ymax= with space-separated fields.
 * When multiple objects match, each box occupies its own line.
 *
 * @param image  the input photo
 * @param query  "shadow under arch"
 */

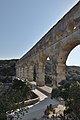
xmin=45 ymin=56 xmax=53 ymax=86
xmin=39 ymin=53 xmax=53 ymax=86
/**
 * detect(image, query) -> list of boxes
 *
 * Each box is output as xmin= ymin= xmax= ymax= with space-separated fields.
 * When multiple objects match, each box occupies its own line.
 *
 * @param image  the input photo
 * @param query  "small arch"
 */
xmin=47 ymin=57 xmax=50 ymax=61
xmin=67 ymin=21 xmax=76 ymax=32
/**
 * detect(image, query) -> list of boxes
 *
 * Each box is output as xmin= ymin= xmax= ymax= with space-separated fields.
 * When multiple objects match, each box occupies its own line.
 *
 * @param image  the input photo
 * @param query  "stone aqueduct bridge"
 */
xmin=16 ymin=2 xmax=80 ymax=86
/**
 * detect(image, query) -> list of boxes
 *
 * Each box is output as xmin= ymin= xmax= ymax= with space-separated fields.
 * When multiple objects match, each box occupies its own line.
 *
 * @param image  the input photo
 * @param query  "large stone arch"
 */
xmin=56 ymin=37 xmax=80 ymax=84
xmin=26 ymin=59 xmax=35 ymax=82
xmin=39 ymin=53 xmax=53 ymax=86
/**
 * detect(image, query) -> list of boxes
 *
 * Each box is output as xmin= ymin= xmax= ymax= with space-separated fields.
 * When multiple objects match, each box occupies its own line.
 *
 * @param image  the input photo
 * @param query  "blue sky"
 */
xmin=0 ymin=0 xmax=80 ymax=66
xmin=66 ymin=45 xmax=80 ymax=66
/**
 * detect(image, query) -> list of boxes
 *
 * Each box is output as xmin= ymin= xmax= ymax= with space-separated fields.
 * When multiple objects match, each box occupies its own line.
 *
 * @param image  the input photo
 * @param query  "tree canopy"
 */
xmin=51 ymin=79 xmax=80 ymax=120
xmin=0 ymin=79 xmax=32 ymax=120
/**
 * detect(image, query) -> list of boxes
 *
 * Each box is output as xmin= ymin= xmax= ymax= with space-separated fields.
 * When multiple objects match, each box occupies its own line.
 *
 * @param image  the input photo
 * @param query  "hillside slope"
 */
xmin=0 ymin=59 xmax=18 ymax=83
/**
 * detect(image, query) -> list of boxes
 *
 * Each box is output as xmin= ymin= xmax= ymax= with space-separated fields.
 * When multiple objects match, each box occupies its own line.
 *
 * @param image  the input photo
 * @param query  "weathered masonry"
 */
xmin=16 ymin=2 xmax=80 ymax=86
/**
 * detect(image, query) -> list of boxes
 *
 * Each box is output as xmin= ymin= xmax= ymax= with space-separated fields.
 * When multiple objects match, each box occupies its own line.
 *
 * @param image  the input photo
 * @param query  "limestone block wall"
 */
xmin=16 ymin=1 xmax=80 ymax=86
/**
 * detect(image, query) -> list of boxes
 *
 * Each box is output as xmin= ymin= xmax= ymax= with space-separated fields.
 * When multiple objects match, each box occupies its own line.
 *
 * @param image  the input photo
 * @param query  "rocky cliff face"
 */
xmin=66 ymin=66 xmax=80 ymax=81
xmin=0 ymin=59 xmax=18 ymax=83
xmin=45 ymin=61 xmax=80 ymax=84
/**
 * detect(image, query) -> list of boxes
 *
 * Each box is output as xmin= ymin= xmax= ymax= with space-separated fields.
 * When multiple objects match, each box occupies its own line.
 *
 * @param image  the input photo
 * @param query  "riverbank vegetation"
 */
xmin=51 ymin=78 xmax=80 ymax=120
xmin=0 ymin=78 xmax=33 ymax=120
xmin=0 ymin=59 xmax=36 ymax=120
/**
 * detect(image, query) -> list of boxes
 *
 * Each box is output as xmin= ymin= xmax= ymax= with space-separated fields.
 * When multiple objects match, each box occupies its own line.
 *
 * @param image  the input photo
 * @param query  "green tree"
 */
xmin=51 ymin=80 xmax=80 ymax=120
xmin=0 ymin=79 xmax=32 ymax=119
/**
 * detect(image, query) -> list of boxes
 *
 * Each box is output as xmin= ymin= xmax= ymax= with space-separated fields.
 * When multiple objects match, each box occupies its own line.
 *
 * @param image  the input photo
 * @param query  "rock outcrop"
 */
xmin=66 ymin=66 xmax=80 ymax=81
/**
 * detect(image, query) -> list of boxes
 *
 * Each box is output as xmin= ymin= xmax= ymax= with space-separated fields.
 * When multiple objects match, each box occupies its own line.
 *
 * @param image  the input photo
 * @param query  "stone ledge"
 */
xmin=15 ymin=92 xmax=40 ymax=107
